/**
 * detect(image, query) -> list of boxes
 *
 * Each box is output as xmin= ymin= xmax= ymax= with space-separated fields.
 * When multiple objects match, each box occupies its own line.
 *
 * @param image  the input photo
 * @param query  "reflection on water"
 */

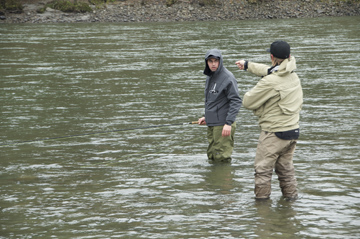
xmin=1 ymin=16 xmax=360 ymax=238
xmin=254 ymin=199 xmax=301 ymax=239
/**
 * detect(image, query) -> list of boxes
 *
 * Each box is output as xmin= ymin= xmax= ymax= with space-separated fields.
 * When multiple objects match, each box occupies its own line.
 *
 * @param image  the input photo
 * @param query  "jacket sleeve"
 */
xmin=247 ymin=62 xmax=270 ymax=77
xmin=225 ymin=78 xmax=242 ymax=125
xmin=243 ymin=77 xmax=278 ymax=110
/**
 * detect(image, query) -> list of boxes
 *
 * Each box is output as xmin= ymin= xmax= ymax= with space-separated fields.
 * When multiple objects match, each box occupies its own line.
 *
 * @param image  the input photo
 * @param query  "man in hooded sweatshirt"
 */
xmin=198 ymin=49 xmax=242 ymax=164
xmin=235 ymin=40 xmax=303 ymax=201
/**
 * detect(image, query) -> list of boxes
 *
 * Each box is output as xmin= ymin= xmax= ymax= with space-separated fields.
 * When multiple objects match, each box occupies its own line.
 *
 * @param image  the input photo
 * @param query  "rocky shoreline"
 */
xmin=1 ymin=0 xmax=360 ymax=24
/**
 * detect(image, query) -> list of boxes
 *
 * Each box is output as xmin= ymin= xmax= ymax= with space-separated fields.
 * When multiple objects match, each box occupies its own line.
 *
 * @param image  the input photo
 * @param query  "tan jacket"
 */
xmin=243 ymin=56 xmax=303 ymax=132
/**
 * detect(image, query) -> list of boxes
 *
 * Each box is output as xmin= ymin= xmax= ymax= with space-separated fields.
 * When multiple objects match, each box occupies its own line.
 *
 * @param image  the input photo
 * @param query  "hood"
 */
xmin=203 ymin=49 xmax=224 ymax=76
xmin=276 ymin=56 xmax=297 ymax=76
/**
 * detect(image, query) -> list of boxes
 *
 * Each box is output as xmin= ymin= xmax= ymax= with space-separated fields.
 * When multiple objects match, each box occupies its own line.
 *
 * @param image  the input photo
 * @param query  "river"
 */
xmin=1 ymin=16 xmax=360 ymax=238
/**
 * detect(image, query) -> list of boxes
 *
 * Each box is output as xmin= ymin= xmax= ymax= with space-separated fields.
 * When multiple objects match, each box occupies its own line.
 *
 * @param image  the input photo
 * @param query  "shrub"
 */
xmin=199 ymin=0 xmax=216 ymax=6
xmin=0 ymin=0 xmax=23 ymax=13
xmin=37 ymin=0 xmax=93 ymax=13
xmin=166 ymin=0 xmax=177 ymax=6
xmin=89 ymin=0 xmax=107 ymax=5
xmin=51 ymin=0 xmax=92 ymax=13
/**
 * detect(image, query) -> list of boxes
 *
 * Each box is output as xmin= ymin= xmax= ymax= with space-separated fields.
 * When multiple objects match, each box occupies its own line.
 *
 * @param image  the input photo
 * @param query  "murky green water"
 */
xmin=1 ymin=16 xmax=360 ymax=238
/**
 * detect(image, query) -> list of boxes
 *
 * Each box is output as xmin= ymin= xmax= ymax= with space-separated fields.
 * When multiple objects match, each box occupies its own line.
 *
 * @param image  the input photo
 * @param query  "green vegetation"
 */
xmin=37 ymin=0 xmax=92 ymax=13
xmin=0 ymin=0 xmax=23 ymax=13
xmin=89 ymin=0 xmax=106 ymax=4
xmin=89 ymin=0 xmax=117 ymax=5
xmin=166 ymin=0 xmax=176 ymax=7
xmin=36 ymin=0 xmax=123 ymax=13
xmin=199 ymin=0 xmax=216 ymax=6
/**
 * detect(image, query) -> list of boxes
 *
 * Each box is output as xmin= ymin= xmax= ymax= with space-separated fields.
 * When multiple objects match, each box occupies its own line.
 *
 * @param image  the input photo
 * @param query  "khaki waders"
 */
xmin=254 ymin=131 xmax=298 ymax=200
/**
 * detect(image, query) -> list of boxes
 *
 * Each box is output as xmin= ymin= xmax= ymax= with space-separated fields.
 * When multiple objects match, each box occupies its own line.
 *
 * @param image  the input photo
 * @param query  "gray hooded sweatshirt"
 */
xmin=203 ymin=49 xmax=242 ymax=127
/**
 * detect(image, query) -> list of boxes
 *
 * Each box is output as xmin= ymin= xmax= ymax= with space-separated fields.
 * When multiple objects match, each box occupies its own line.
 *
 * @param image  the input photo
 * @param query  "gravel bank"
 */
xmin=1 ymin=0 xmax=359 ymax=24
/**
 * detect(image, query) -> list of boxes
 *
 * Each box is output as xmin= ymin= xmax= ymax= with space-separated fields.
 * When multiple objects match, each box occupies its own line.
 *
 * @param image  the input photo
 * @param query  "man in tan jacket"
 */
xmin=236 ymin=40 xmax=303 ymax=201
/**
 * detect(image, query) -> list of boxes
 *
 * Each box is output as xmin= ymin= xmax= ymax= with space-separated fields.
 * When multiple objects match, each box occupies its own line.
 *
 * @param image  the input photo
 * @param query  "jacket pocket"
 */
xmin=205 ymin=108 xmax=219 ymax=124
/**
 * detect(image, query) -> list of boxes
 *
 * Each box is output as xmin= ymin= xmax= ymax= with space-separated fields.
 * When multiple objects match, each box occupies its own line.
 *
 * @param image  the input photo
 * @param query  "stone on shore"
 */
xmin=1 ymin=0 xmax=359 ymax=24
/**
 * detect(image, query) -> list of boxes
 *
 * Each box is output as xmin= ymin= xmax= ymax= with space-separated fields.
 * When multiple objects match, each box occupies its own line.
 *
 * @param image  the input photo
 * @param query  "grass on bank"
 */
xmin=36 ymin=0 xmax=93 ymax=13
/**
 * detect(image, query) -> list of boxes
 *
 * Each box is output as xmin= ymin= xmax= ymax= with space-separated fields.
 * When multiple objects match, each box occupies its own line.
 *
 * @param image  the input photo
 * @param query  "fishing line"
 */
xmin=0 ymin=121 xmax=199 ymax=147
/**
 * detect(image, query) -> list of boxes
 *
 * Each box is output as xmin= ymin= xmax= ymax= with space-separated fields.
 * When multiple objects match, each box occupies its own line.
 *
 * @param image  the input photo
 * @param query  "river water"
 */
xmin=1 ymin=16 xmax=359 ymax=238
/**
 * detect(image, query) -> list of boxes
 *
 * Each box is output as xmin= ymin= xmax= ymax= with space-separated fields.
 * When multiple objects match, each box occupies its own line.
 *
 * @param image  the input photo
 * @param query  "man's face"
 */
xmin=207 ymin=58 xmax=220 ymax=72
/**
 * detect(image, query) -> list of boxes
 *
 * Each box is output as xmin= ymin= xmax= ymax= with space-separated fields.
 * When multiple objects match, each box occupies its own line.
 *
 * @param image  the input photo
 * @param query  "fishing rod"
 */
xmin=0 ymin=121 xmax=200 ymax=147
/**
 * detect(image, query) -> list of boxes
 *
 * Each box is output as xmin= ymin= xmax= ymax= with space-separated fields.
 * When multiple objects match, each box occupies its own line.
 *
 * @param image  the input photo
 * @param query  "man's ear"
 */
xmin=270 ymin=54 xmax=274 ymax=65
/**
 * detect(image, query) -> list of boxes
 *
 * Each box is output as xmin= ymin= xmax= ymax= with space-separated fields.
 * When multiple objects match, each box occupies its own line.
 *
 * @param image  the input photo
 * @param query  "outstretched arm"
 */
xmin=235 ymin=60 xmax=246 ymax=70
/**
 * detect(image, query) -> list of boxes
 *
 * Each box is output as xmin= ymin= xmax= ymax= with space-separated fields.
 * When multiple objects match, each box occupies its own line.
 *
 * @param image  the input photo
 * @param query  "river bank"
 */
xmin=1 ymin=0 xmax=360 ymax=24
